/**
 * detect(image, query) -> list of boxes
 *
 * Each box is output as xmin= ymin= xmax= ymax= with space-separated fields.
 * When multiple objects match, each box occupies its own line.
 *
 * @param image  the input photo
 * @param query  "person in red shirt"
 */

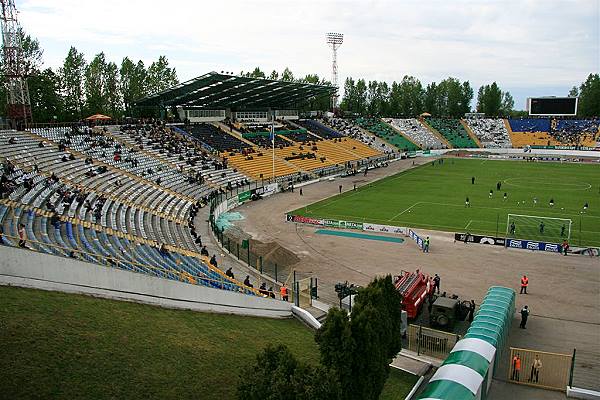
xmin=511 ymin=354 xmax=522 ymax=381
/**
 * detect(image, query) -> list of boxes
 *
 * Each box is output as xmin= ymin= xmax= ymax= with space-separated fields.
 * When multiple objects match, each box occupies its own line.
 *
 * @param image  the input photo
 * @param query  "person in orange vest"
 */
xmin=280 ymin=284 xmax=289 ymax=302
xmin=511 ymin=353 xmax=522 ymax=381
xmin=520 ymin=275 xmax=529 ymax=294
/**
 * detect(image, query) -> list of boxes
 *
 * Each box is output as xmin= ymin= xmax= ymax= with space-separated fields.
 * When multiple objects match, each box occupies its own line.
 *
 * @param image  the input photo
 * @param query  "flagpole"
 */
xmin=272 ymin=113 xmax=275 ymax=180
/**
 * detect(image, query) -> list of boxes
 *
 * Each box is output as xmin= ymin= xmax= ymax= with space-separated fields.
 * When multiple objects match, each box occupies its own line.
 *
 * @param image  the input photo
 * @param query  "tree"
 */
xmin=397 ymin=75 xmax=424 ymax=117
xmin=280 ymin=67 xmax=294 ymax=82
xmin=355 ymin=79 xmax=368 ymax=115
xmin=577 ymin=73 xmax=600 ymax=117
xmin=268 ymin=70 xmax=279 ymax=80
xmin=477 ymin=82 xmax=513 ymax=116
xmin=84 ymin=52 xmax=108 ymax=114
xmin=236 ymin=344 xmax=341 ymax=400
xmin=316 ymin=275 xmax=403 ymax=400
xmin=340 ymin=77 xmax=357 ymax=113
xmin=19 ymin=28 xmax=44 ymax=78
xmin=301 ymin=74 xmax=320 ymax=84
xmin=479 ymin=82 xmax=502 ymax=116
xmin=249 ymin=67 xmax=265 ymax=78
xmin=60 ymin=46 xmax=86 ymax=120
xmin=424 ymin=83 xmax=438 ymax=115
xmin=500 ymin=92 xmax=514 ymax=116
xmin=121 ymin=57 xmax=148 ymax=115
xmin=104 ymin=61 xmax=121 ymax=117
xmin=29 ymin=68 xmax=62 ymax=122
xmin=568 ymin=86 xmax=579 ymax=97
xmin=146 ymin=55 xmax=178 ymax=95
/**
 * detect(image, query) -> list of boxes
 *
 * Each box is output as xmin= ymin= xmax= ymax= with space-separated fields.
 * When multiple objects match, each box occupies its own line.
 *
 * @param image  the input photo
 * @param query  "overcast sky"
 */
xmin=19 ymin=0 xmax=600 ymax=109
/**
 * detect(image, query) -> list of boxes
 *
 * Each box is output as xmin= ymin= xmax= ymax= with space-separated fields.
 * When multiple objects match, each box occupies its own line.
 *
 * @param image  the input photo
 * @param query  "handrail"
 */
xmin=0 ymin=232 xmax=260 ymax=295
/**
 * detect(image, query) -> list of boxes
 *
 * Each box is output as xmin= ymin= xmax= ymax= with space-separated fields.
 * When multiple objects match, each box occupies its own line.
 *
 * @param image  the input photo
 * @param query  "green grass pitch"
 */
xmin=294 ymin=158 xmax=600 ymax=247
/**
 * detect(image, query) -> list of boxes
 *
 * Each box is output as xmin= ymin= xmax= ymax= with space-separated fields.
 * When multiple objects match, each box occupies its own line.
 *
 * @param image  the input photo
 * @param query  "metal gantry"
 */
xmin=1 ymin=0 xmax=31 ymax=127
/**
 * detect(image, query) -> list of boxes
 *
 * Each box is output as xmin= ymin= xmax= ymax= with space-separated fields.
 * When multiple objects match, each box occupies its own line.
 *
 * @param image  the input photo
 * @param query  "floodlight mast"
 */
xmin=326 ymin=32 xmax=343 ymax=109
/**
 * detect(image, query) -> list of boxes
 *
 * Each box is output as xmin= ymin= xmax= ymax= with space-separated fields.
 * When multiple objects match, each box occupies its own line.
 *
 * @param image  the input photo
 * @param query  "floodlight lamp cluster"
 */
xmin=326 ymin=32 xmax=344 ymax=45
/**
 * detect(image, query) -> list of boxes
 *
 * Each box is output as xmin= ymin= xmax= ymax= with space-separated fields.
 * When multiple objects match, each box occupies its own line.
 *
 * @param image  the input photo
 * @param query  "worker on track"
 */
xmin=520 ymin=275 xmax=529 ymax=294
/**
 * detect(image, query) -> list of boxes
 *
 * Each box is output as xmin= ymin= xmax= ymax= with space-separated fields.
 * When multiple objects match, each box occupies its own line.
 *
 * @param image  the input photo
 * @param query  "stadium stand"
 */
xmin=551 ymin=119 xmax=599 ymax=147
xmin=427 ymin=118 xmax=479 ymax=148
xmin=183 ymin=123 xmax=252 ymax=152
xmin=322 ymin=118 xmax=396 ymax=153
xmin=222 ymin=136 xmax=381 ymax=181
xmin=222 ymin=148 xmax=301 ymax=180
xmin=508 ymin=118 xmax=599 ymax=147
xmin=355 ymin=117 xmax=420 ymax=151
xmin=295 ymin=119 xmax=343 ymax=139
xmin=0 ymin=128 xmax=260 ymax=296
xmin=507 ymin=118 xmax=561 ymax=147
xmin=465 ymin=118 xmax=513 ymax=148
xmin=388 ymin=118 xmax=447 ymax=149
xmin=111 ymin=124 xmax=249 ymax=189
xmin=508 ymin=118 xmax=550 ymax=133
xmin=282 ymin=130 xmax=321 ymax=143
xmin=246 ymin=133 xmax=292 ymax=149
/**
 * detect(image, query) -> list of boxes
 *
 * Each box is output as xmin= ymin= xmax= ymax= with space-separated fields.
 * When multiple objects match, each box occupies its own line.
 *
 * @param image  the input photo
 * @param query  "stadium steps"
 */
xmin=503 ymin=119 xmax=519 ymax=147
xmin=351 ymin=124 xmax=395 ymax=152
xmin=2 ymin=205 xmax=263 ymax=296
xmin=101 ymin=128 xmax=183 ymax=174
xmin=459 ymin=119 xmax=483 ymax=148
xmin=426 ymin=119 xmax=478 ymax=148
xmin=23 ymin=130 xmax=197 ymax=205
xmin=105 ymin=127 xmax=224 ymax=191
xmin=5 ymin=157 xmax=187 ymax=226
xmin=419 ymin=119 xmax=453 ymax=148
xmin=0 ymin=198 xmax=189 ymax=256
xmin=330 ymin=138 xmax=381 ymax=159
xmin=383 ymin=120 xmax=422 ymax=150
xmin=223 ymin=149 xmax=302 ymax=180
xmin=0 ymin=198 xmax=221 ymax=269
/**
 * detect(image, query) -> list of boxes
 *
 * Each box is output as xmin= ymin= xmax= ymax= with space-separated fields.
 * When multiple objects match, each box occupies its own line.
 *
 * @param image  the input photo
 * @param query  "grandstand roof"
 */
xmin=135 ymin=71 xmax=336 ymax=110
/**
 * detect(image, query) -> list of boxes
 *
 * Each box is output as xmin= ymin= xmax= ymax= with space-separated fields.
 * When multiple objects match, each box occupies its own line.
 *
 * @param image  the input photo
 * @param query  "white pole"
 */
xmin=272 ymin=114 xmax=275 ymax=180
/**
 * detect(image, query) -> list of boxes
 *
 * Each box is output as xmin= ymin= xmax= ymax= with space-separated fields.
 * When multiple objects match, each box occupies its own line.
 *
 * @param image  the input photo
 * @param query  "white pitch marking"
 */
xmin=389 ymin=202 xmax=421 ymax=221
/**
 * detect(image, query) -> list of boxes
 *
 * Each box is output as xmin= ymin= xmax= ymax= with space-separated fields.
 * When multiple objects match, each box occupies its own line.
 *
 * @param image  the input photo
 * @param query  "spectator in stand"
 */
xmin=18 ymin=223 xmax=27 ymax=248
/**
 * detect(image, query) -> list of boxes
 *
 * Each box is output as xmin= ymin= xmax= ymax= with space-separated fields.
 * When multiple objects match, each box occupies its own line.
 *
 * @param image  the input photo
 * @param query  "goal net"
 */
xmin=506 ymin=214 xmax=572 ymax=243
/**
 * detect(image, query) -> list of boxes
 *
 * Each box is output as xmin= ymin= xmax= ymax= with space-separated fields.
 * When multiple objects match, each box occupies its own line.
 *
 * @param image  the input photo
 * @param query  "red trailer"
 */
xmin=394 ymin=270 xmax=435 ymax=318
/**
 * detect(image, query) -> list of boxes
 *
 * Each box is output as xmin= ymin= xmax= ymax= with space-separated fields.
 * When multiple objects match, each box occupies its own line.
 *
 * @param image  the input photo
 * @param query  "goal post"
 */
xmin=506 ymin=214 xmax=572 ymax=244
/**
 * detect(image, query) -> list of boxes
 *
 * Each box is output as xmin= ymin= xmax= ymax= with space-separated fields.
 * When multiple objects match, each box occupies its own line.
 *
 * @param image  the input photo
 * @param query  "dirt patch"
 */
xmin=249 ymin=239 xmax=300 ymax=268
xmin=224 ymin=226 xmax=300 ymax=268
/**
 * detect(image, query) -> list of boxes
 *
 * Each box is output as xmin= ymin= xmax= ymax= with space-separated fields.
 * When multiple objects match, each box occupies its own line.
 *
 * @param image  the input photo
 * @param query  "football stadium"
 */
xmin=1 ymin=1 xmax=599 ymax=400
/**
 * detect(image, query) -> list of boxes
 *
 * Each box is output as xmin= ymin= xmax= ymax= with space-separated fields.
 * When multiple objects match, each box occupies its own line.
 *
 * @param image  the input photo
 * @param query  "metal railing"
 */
xmin=508 ymin=347 xmax=573 ymax=392
xmin=406 ymin=324 xmax=461 ymax=360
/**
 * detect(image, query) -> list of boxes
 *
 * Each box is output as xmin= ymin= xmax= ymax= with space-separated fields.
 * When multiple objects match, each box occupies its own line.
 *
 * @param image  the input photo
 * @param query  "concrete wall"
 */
xmin=0 ymin=246 xmax=293 ymax=318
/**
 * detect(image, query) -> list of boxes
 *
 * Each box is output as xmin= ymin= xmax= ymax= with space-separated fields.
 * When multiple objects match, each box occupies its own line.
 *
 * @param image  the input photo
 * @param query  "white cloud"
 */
xmin=17 ymin=0 xmax=600 ymax=107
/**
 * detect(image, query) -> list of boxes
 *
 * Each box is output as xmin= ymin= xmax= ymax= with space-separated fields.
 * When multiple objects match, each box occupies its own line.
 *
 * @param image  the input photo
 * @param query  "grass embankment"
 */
xmin=0 ymin=286 xmax=416 ymax=399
